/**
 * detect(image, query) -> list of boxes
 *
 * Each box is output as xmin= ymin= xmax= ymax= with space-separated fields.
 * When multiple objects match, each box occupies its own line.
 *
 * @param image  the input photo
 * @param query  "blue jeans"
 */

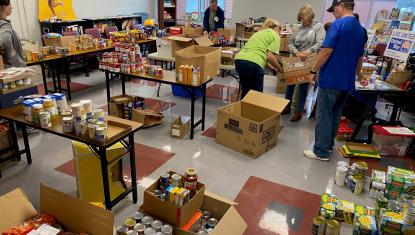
xmin=235 ymin=59 xmax=264 ymax=99
xmin=285 ymin=83 xmax=309 ymax=113
xmin=314 ymin=88 xmax=349 ymax=158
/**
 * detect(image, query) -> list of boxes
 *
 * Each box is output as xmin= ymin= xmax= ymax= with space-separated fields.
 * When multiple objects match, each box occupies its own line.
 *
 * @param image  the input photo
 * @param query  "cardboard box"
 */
xmin=386 ymin=71 xmax=412 ymax=88
xmin=216 ymin=90 xmax=289 ymax=158
xmin=235 ymin=23 xmax=255 ymax=39
xmin=175 ymin=45 xmax=221 ymax=81
xmin=174 ymin=191 xmax=247 ymax=235
xmin=181 ymin=27 xmax=204 ymax=37
xmin=142 ymin=178 xmax=205 ymax=227
xmin=0 ymin=184 xmax=114 ymax=235
xmin=108 ymin=95 xmax=139 ymax=119
xmin=0 ymin=125 xmax=11 ymax=151
xmin=168 ymin=35 xmax=213 ymax=58
xmin=43 ymin=36 xmax=77 ymax=47
xmin=280 ymin=34 xmax=289 ymax=52
xmin=131 ymin=109 xmax=164 ymax=127
xmin=218 ymin=28 xmax=232 ymax=38
xmin=171 ymin=116 xmax=191 ymax=139
xmin=156 ymin=38 xmax=173 ymax=58
xmin=281 ymin=53 xmax=316 ymax=85
xmin=72 ymin=141 xmax=127 ymax=204
xmin=276 ymin=74 xmax=287 ymax=94
xmin=0 ymin=55 xmax=4 ymax=70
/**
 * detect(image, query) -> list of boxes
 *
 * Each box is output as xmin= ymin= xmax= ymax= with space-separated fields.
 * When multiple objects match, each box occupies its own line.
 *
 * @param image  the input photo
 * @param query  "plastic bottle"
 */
xmin=370 ymin=71 xmax=377 ymax=84
xmin=184 ymin=168 xmax=198 ymax=198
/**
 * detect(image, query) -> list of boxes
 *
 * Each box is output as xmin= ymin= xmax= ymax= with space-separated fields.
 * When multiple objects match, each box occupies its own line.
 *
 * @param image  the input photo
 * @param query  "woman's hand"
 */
xmin=296 ymin=51 xmax=309 ymax=61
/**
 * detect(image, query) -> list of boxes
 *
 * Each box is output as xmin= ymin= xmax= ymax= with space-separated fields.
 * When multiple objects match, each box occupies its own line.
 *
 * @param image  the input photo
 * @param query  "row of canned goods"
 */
xmin=312 ymin=216 xmax=340 ymax=235
xmin=117 ymin=211 xmax=173 ymax=235
xmin=101 ymin=51 xmax=144 ymax=64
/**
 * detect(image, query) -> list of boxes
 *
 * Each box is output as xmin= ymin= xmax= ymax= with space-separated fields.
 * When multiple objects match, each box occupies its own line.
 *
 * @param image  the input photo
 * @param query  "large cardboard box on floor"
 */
xmin=131 ymin=109 xmax=164 ymax=127
xmin=281 ymin=53 xmax=316 ymax=85
xmin=142 ymin=177 xmax=205 ymax=227
xmin=181 ymin=27 xmax=204 ymax=37
xmin=171 ymin=116 xmax=191 ymax=139
xmin=174 ymin=192 xmax=247 ymax=235
xmin=0 ymin=184 xmax=114 ymax=235
xmin=175 ymin=45 xmax=221 ymax=81
xmin=168 ymin=35 xmax=213 ymax=57
xmin=216 ymin=90 xmax=289 ymax=158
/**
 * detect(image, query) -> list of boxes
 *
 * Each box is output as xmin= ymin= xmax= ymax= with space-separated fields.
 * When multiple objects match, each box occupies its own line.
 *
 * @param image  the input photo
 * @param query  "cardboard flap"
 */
xmin=40 ymin=184 xmax=114 ymax=235
xmin=168 ymin=36 xmax=194 ymax=42
xmin=194 ymin=36 xmax=213 ymax=46
xmin=211 ymin=206 xmax=247 ymax=235
xmin=0 ymin=188 xmax=38 ymax=232
xmin=205 ymin=191 xmax=238 ymax=205
xmin=242 ymin=90 xmax=289 ymax=113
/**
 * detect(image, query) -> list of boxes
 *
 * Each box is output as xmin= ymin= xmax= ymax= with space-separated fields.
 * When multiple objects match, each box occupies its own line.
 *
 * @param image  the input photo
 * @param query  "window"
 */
xmin=178 ymin=0 xmax=233 ymax=22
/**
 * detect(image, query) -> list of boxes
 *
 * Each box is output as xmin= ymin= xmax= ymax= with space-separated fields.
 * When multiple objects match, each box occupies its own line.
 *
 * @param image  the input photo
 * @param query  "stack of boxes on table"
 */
xmin=116 ymin=168 xmax=247 ymax=235
xmin=317 ymin=166 xmax=415 ymax=234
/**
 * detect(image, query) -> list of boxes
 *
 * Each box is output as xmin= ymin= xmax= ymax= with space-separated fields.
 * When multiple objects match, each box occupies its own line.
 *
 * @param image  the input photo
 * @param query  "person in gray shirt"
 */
xmin=0 ymin=0 xmax=25 ymax=68
xmin=285 ymin=4 xmax=325 ymax=122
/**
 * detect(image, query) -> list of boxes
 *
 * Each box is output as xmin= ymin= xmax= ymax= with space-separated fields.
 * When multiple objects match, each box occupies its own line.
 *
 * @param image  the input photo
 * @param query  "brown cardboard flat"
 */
xmin=0 ymin=126 xmax=11 ymax=151
xmin=386 ymin=71 xmax=412 ymax=88
xmin=174 ymin=191 xmax=247 ymax=235
xmin=181 ymin=27 xmax=204 ymax=37
xmin=171 ymin=116 xmax=191 ymax=139
xmin=0 ymin=56 xmax=4 ymax=70
xmin=216 ymin=90 xmax=288 ymax=158
xmin=0 ymin=188 xmax=37 ymax=232
xmin=0 ymin=184 xmax=114 ymax=235
xmin=131 ymin=109 xmax=164 ymax=127
xmin=142 ymin=178 xmax=205 ymax=227
xmin=168 ymin=35 xmax=213 ymax=57
xmin=281 ymin=53 xmax=316 ymax=85
xmin=175 ymin=45 xmax=221 ymax=81
xmin=276 ymin=74 xmax=287 ymax=94
xmin=218 ymin=29 xmax=232 ymax=38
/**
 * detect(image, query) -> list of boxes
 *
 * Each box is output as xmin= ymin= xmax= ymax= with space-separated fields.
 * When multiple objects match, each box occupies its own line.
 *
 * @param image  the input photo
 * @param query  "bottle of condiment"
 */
xmin=22 ymin=100 xmax=36 ymax=122
xmin=184 ymin=168 xmax=198 ymax=198
xmin=32 ymin=104 xmax=44 ymax=125
xmin=43 ymin=98 xmax=57 ymax=122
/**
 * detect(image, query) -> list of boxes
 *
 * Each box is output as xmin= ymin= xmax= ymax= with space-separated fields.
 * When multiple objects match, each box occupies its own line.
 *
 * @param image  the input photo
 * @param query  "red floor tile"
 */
xmin=206 ymin=84 xmax=239 ymax=103
xmin=54 ymin=143 xmax=175 ymax=183
xmin=235 ymin=176 xmax=321 ymax=235
xmin=349 ymin=155 xmax=415 ymax=176
xmin=201 ymin=123 xmax=216 ymax=139
xmin=37 ymin=81 xmax=92 ymax=95
xmin=100 ymin=98 xmax=175 ymax=113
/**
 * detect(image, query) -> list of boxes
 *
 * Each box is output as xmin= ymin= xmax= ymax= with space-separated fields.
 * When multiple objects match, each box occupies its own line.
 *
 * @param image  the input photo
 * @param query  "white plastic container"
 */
xmin=373 ymin=126 xmax=415 ymax=156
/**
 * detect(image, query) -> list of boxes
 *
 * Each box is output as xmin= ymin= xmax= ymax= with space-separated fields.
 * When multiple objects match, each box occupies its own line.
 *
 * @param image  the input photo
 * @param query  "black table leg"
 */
xmin=390 ymin=104 xmax=400 ymax=123
xmin=202 ymin=84 xmax=206 ymax=131
xmin=65 ymin=58 xmax=72 ymax=101
xmin=56 ymin=61 xmax=62 ymax=93
xmin=105 ymin=71 xmax=111 ymax=111
xmin=190 ymin=88 xmax=195 ymax=139
xmin=8 ymin=121 xmax=19 ymax=159
xmin=157 ymin=83 xmax=161 ymax=97
xmin=121 ymin=74 xmax=126 ymax=95
xmin=21 ymin=125 xmax=32 ymax=164
xmin=51 ymin=61 xmax=58 ymax=93
xmin=98 ymin=147 xmax=112 ymax=210
xmin=41 ymin=63 xmax=48 ymax=94
xmin=129 ymin=134 xmax=138 ymax=204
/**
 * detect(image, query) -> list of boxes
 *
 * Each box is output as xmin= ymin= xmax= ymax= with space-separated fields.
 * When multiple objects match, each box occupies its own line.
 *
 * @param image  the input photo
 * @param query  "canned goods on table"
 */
xmin=325 ymin=219 xmax=340 ymax=235
xmin=312 ymin=216 xmax=326 ymax=235
xmin=39 ymin=112 xmax=51 ymax=128
xmin=127 ymin=230 xmax=138 ymax=235
xmin=404 ymin=207 xmax=415 ymax=225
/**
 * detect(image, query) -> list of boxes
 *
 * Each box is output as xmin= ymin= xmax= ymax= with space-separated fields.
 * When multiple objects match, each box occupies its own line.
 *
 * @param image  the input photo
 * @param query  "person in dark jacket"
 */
xmin=0 ymin=0 xmax=25 ymax=68
xmin=203 ymin=0 xmax=225 ymax=34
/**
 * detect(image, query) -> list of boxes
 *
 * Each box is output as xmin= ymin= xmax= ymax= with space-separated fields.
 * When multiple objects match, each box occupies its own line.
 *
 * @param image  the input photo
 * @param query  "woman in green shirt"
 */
xmin=235 ymin=18 xmax=283 ymax=98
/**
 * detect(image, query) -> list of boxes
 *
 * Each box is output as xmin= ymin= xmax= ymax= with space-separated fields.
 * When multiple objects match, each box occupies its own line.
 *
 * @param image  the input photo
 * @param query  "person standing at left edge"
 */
xmin=203 ymin=0 xmax=225 ymax=34
xmin=304 ymin=0 xmax=365 ymax=161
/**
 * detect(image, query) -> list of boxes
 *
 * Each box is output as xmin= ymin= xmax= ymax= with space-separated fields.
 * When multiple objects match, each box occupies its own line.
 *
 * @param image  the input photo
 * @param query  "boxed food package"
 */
xmin=142 ymin=178 xmax=205 ymax=227
xmin=0 ymin=184 xmax=114 ymax=234
xmin=379 ymin=210 xmax=404 ymax=234
xmin=42 ymin=36 xmax=77 ymax=47
xmin=131 ymin=109 xmax=164 ymax=127
xmin=385 ymin=166 xmax=415 ymax=199
xmin=168 ymin=35 xmax=213 ymax=57
xmin=108 ymin=95 xmax=144 ymax=119
xmin=72 ymin=141 xmax=126 ymax=204
xmin=235 ymin=23 xmax=255 ymax=39
xmin=171 ymin=116 xmax=191 ymax=139
xmin=216 ymin=90 xmax=289 ymax=158
xmin=174 ymin=192 xmax=247 ymax=235
xmin=175 ymin=45 xmax=221 ymax=81
xmin=353 ymin=214 xmax=377 ymax=235
xmin=281 ymin=53 xmax=317 ymax=85
xmin=221 ymin=47 xmax=239 ymax=65
xmin=386 ymin=71 xmax=412 ymax=88
xmin=373 ymin=126 xmax=415 ymax=156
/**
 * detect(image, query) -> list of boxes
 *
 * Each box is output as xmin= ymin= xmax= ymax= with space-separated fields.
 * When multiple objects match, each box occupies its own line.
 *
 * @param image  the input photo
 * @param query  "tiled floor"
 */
xmin=1 ymin=68 xmax=415 ymax=235
xmin=37 ymin=80 xmax=92 ymax=95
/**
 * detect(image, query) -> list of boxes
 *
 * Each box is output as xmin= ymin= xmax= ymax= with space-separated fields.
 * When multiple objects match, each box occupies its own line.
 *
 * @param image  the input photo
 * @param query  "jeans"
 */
xmin=314 ymin=88 xmax=349 ymax=158
xmin=235 ymin=59 xmax=265 ymax=99
xmin=285 ymin=83 xmax=310 ymax=113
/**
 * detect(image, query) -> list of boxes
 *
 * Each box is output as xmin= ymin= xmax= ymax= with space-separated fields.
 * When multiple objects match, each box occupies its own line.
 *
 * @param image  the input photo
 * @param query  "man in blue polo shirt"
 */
xmin=304 ymin=0 xmax=365 ymax=161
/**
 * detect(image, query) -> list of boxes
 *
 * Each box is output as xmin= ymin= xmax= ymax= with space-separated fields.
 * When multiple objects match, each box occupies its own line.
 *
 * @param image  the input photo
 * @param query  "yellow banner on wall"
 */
xmin=38 ymin=0 xmax=77 ymax=21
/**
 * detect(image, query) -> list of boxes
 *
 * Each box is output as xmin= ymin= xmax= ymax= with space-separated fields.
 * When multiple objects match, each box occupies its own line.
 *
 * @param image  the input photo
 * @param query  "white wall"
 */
xmin=231 ymin=0 xmax=326 ymax=24
xmin=9 ymin=0 xmax=154 ymax=41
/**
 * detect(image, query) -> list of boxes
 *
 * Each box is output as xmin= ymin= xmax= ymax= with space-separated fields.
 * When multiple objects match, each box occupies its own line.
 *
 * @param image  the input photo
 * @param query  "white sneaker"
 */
xmin=303 ymin=150 xmax=330 ymax=161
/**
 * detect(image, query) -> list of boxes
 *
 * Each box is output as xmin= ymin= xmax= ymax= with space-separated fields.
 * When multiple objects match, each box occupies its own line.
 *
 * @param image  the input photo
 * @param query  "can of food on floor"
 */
xmin=376 ymin=196 xmax=388 ymax=210
xmin=151 ymin=220 xmax=163 ymax=231
xmin=144 ymin=227 xmax=156 ymax=235
xmin=334 ymin=202 xmax=344 ymax=222
xmin=161 ymin=224 xmax=172 ymax=235
xmin=142 ymin=216 xmax=154 ymax=227
xmin=353 ymin=175 xmax=364 ymax=195
xmin=116 ymin=225 xmax=128 ymax=235
xmin=124 ymin=218 xmax=137 ymax=230
xmin=133 ymin=211 xmax=144 ymax=222
xmin=127 ymin=230 xmax=138 ymax=235
xmin=312 ymin=216 xmax=326 ymax=235
xmin=325 ymin=219 xmax=340 ymax=235
xmin=134 ymin=223 xmax=145 ymax=233
xmin=206 ymin=218 xmax=218 ymax=229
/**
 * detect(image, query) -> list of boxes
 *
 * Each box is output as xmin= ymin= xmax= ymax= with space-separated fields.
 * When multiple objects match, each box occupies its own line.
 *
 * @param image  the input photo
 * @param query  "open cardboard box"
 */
xmin=142 ymin=174 xmax=205 ymax=227
xmin=171 ymin=116 xmax=191 ymax=139
xmin=174 ymin=192 xmax=247 ymax=235
xmin=216 ymin=90 xmax=289 ymax=158
xmin=175 ymin=45 xmax=221 ymax=81
xmin=131 ymin=109 xmax=164 ymax=127
xmin=181 ymin=27 xmax=204 ymax=37
xmin=168 ymin=35 xmax=213 ymax=58
xmin=281 ymin=53 xmax=316 ymax=85
xmin=0 ymin=184 xmax=114 ymax=235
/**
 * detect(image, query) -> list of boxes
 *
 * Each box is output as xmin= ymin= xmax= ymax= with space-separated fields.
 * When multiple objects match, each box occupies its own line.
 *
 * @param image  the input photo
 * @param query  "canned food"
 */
xmin=312 ymin=216 xmax=326 ymax=235
xmin=404 ymin=207 xmax=415 ymax=225
xmin=325 ymin=219 xmax=340 ymax=235
xmin=171 ymin=174 xmax=182 ymax=187
xmin=127 ymin=230 xmax=138 ymax=235
xmin=352 ymin=175 xmax=364 ymax=195
xmin=151 ymin=220 xmax=163 ymax=231
xmin=142 ymin=216 xmax=154 ymax=227
xmin=160 ymin=172 xmax=170 ymax=191
xmin=144 ymin=227 xmax=156 ymax=235
xmin=124 ymin=218 xmax=136 ymax=230
xmin=376 ymin=196 xmax=388 ymax=210
xmin=197 ymin=231 xmax=208 ymax=235
xmin=116 ymin=225 xmax=128 ymax=235
xmin=202 ymin=211 xmax=211 ymax=226
xmin=134 ymin=223 xmax=145 ymax=233
xmin=206 ymin=218 xmax=218 ymax=229
xmin=133 ymin=211 xmax=144 ymax=222
xmin=161 ymin=224 xmax=172 ymax=235
xmin=154 ymin=189 xmax=162 ymax=198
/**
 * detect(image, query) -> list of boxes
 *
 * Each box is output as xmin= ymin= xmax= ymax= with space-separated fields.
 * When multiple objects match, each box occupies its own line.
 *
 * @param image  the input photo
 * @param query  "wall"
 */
xmin=10 ymin=0 xmax=154 ymax=41
xmin=231 ymin=0 xmax=325 ymax=24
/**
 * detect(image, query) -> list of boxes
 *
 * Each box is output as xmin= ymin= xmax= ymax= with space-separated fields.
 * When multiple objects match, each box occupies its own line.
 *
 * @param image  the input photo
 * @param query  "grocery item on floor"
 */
xmin=373 ymin=125 xmax=415 ymax=156
xmin=370 ymin=170 xmax=386 ymax=199
xmin=338 ymin=142 xmax=381 ymax=159
xmin=385 ymin=166 xmax=415 ymax=200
